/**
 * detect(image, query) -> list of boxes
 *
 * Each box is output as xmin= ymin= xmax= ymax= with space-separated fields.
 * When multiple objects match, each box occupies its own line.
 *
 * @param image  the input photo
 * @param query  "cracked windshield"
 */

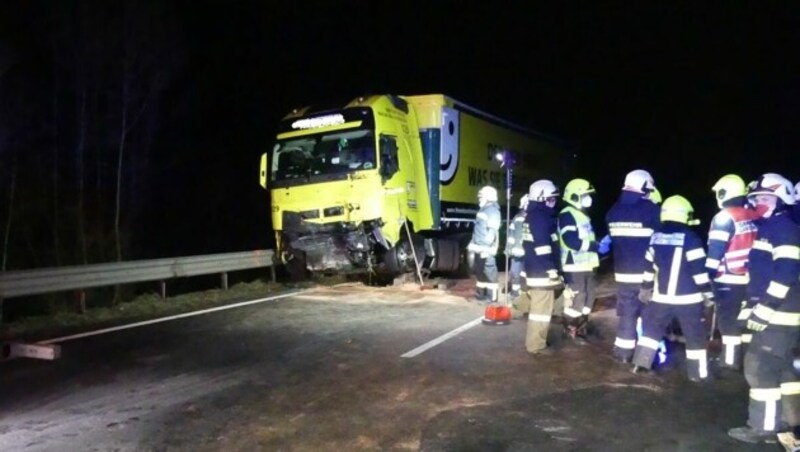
xmin=271 ymin=129 xmax=376 ymax=183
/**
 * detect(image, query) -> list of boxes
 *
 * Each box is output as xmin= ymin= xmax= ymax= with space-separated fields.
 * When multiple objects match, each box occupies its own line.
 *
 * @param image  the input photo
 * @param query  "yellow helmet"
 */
xmin=661 ymin=195 xmax=700 ymax=225
xmin=649 ymin=187 xmax=662 ymax=205
xmin=563 ymin=178 xmax=595 ymax=208
xmin=711 ymin=174 xmax=746 ymax=208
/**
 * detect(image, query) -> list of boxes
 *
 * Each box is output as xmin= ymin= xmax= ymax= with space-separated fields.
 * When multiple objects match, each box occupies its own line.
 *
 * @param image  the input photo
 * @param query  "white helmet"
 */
xmin=748 ymin=173 xmax=796 ymax=205
xmin=623 ymin=169 xmax=656 ymax=194
xmin=795 ymin=181 xmax=800 ymax=202
xmin=477 ymin=185 xmax=498 ymax=203
xmin=528 ymin=179 xmax=560 ymax=202
xmin=519 ymin=194 xmax=530 ymax=209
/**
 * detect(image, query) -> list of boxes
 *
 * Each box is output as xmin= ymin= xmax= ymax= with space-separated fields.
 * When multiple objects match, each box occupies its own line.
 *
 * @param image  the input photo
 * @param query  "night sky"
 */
xmin=2 ymin=2 xmax=800 ymax=265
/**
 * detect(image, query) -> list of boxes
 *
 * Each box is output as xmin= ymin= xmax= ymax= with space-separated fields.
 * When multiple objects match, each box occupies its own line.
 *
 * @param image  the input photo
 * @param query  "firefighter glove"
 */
xmin=747 ymin=317 xmax=768 ymax=332
xmin=562 ymin=285 xmax=578 ymax=308
xmin=638 ymin=287 xmax=653 ymax=304
xmin=598 ymin=234 xmax=612 ymax=255
xmin=746 ymin=303 xmax=774 ymax=332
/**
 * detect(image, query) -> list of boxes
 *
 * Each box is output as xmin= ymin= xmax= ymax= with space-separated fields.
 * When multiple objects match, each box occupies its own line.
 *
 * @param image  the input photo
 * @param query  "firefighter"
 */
xmin=605 ymin=169 xmax=661 ymax=363
xmin=467 ymin=185 xmax=502 ymax=304
xmin=505 ymin=194 xmax=529 ymax=303
xmin=558 ymin=178 xmax=601 ymax=341
xmin=631 ymin=195 xmax=714 ymax=382
xmin=793 ymin=181 xmax=800 ymax=224
xmin=705 ymin=174 xmax=759 ymax=371
xmin=649 ymin=187 xmax=663 ymax=205
xmin=728 ymin=173 xmax=800 ymax=445
xmin=522 ymin=179 xmax=562 ymax=354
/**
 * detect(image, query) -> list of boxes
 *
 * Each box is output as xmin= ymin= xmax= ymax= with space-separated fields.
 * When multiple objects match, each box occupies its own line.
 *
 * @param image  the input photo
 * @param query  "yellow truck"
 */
xmin=260 ymin=94 xmax=570 ymax=276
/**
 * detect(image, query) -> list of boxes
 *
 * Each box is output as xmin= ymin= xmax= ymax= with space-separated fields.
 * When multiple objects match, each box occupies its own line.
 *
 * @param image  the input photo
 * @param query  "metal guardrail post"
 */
xmin=160 ymin=281 xmax=167 ymax=299
xmin=221 ymin=272 xmax=228 ymax=290
xmin=270 ymin=264 xmax=276 ymax=283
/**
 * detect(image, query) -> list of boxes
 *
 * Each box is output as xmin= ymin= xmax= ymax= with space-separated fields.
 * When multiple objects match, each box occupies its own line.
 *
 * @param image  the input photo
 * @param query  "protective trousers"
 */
xmin=744 ymin=328 xmax=800 ymax=434
xmin=471 ymin=254 xmax=498 ymax=302
xmin=509 ymin=257 xmax=524 ymax=296
xmin=525 ymin=289 xmax=554 ymax=353
xmin=632 ymin=302 xmax=708 ymax=380
xmin=613 ymin=286 xmax=642 ymax=361
xmin=715 ymin=283 xmax=746 ymax=368
xmin=562 ymin=271 xmax=596 ymax=329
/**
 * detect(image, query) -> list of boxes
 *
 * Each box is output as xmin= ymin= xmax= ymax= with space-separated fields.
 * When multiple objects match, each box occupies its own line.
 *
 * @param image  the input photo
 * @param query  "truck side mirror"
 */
xmin=379 ymin=135 xmax=399 ymax=183
xmin=259 ymin=153 xmax=268 ymax=189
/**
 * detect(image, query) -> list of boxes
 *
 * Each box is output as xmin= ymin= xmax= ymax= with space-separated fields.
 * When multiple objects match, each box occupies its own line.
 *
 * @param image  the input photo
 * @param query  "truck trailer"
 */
xmin=259 ymin=94 xmax=571 ymax=276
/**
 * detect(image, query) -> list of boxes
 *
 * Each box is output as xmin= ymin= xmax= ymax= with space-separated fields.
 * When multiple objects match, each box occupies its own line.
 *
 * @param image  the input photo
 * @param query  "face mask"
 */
xmin=580 ymin=196 xmax=593 ymax=209
xmin=753 ymin=195 xmax=778 ymax=218
xmin=753 ymin=203 xmax=770 ymax=218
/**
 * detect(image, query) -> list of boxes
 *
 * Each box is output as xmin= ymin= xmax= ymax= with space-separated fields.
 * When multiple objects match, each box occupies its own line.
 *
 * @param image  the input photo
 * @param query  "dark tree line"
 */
xmin=0 ymin=2 xmax=186 ymax=311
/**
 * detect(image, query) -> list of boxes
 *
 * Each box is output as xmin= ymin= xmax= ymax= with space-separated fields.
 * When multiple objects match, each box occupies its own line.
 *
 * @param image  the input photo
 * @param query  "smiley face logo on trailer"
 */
xmin=440 ymin=107 xmax=459 ymax=185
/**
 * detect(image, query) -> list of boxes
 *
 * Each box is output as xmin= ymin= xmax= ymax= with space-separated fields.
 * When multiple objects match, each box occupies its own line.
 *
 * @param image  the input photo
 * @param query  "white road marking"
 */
xmin=37 ymin=290 xmax=309 ymax=345
xmin=400 ymin=316 xmax=484 ymax=358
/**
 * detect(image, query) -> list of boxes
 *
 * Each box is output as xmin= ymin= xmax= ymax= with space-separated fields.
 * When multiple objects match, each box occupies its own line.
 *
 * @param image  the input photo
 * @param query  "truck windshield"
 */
xmin=271 ymin=128 xmax=376 ymax=184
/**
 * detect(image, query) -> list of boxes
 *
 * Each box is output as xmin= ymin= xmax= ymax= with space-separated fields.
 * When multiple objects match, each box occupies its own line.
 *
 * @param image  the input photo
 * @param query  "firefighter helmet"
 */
xmin=528 ymin=179 xmax=559 ymax=202
xmin=649 ymin=187 xmax=663 ymax=205
xmin=478 ymin=185 xmax=498 ymax=203
xmin=519 ymin=194 xmax=530 ymax=209
xmin=563 ymin=178 xmax=595 ymax=208
xmin=795 ymin=181 xmax=800 ymax=202
xmin=748 ymin=173 xmax=795 ymax=205
xmin=661 ymin=195 xmax=700 ymax=225
xmin=711 ymin=174 xmax=746 ymax=208
xmin=623 ymin=169 xmax=656 ymax=194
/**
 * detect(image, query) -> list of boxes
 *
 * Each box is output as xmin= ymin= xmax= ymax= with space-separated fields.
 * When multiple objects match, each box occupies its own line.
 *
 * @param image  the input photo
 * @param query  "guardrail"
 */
xmin=0 ymin=249 xmax=277 ymax=299
xmin=0 ymin=249 xmax=278 ymax=361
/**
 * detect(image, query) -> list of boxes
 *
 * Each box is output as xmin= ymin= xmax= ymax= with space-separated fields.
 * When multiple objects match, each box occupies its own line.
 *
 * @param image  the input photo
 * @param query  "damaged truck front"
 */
xmin=260 ymin=94 xmax=568 ymax=278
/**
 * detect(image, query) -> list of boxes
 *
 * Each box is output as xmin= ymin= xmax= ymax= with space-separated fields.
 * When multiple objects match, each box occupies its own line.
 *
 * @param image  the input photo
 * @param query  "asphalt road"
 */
xmin=0 ymin=280 xmax=778 ymax=451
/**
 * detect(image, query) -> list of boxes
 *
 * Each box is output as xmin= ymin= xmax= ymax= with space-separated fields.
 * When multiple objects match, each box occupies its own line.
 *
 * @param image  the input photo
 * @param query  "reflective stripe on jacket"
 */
xmin=643 ymin=222 xmax=712 ymax=304
xmin=705 ymin=206 xmax=758 ymax=285
xmin=468 ymin=202 xmax=501 ymax=255
xmin=558 ymin=206 xmax=599 ymax=272
xmin=605 ymin=191 xmax=661 ymax=285
xmin=746 ymin=211 xmax=800 ymax=330
xmin=523 ymin=202 xmax=561 ymax=288
xmin=505 ymin=210 xmax=526 ymax=257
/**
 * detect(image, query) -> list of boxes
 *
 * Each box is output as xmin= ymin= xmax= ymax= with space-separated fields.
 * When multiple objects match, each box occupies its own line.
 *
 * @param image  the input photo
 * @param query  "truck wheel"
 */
xmin=383 ymin=243 xmax=405 ymax=274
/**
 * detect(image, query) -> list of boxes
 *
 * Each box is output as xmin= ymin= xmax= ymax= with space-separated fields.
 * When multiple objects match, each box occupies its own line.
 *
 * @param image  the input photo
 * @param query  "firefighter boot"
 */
xmin=728 ymin=426 xmax=778 ymax=444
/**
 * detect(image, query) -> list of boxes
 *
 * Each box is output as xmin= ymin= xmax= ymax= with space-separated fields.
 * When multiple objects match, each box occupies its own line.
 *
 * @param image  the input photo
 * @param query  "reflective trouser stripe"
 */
xmin=686 ymin=348 xmax=708 ymax=379
xmin=782 ymin=382 xmax=800 ymax=396
xmin=741 ymin=333 xmax=752 ymax=344
xmin=529 ymin=314 xmax=551 ymax=323
xmin=615 ymin=273 xmax=644 ymax=283
xmin=638 ymin=336 xmax=661 ymax=350
xmin=614 ymin=337 xmax=636 ymax=350
xmin=750 ymin=388 xmax=781 ymax=432
xmin=721 ymin=335 xmax=742 ymax=366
